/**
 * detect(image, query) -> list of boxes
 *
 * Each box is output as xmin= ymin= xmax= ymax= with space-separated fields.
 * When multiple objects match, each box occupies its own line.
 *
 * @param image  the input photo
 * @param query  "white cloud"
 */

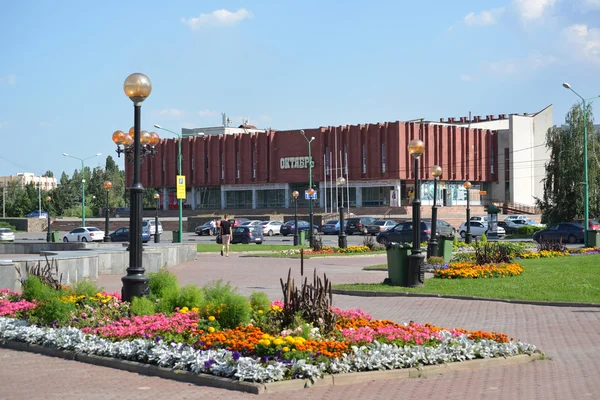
xmin=581 ymin=0 xmax=600 ymax=10
xmin=482 ymin=52 xmax=557 ymax=77
xmin=564 ymin=24 xmax=600 ymax=65
xmin=464 ymin=8 xmax=505 ymax=26
xmin=0 ymin=74 xmax=16 ymax=85
xmin=181 ymin=9 xmax=253 ymax=30
xmin=513 ymin=0 xmax=556 ymax=21
xmin=198 ymin=109 xmax=218 ymax=117
xmin=159 ymin=108 xmax=187 ymax=118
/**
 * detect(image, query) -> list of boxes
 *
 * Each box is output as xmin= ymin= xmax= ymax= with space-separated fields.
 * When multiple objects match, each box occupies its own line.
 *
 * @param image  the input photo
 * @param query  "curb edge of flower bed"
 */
xmin=0 ymin=339 xmax=544 ymax=395
xmin=331 ymin=289 xmax=600 ymax=308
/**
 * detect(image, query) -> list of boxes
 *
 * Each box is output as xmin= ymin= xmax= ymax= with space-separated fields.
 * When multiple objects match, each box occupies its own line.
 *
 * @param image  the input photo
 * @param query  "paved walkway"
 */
xmin=1 ymin=253 xmax=600 ymax=399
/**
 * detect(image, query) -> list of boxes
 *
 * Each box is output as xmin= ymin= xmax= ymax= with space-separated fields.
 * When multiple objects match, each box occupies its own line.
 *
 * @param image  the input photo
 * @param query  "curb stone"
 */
xmin=0 ymin=339 xmax=544 ymax=394
xmin=331 ymin=289 xmax=600 ymax=308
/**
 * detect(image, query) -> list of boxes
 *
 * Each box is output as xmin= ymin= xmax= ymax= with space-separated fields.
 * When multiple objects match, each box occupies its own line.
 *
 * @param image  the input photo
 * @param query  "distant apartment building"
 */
xmin=0 ymin=173 xmax=58 ymax=190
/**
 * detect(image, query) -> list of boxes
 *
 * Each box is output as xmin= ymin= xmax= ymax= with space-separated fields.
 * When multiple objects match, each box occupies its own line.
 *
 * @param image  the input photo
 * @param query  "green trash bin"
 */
xmin=437 ymin=235 xmax=454 ymax=262
xmin=172 ymin=230 xmax=180 ymax=243
xmin=51 ymin=231 xmax=60 ymax=243
xmin=386 ymin=243 xmax=411 ymax=286
xmin=587 ymin=230 xmax=599 ymax=248
xmin=299 ymin=230 xmax=306 ymax=246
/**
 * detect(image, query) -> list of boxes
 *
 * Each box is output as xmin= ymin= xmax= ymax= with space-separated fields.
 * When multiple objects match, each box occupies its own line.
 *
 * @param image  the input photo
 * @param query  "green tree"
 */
xmin=42 ymin=170 xmax=54 ymax=178
xmin=537 ymin=103 xmax=599 ymax=224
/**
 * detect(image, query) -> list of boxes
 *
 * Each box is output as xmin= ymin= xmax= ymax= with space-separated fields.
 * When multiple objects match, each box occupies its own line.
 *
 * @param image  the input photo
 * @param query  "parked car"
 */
xmin=280 ymin=220 xmax=319 ymax=236
xmin=345 ymin=217 xmax=377 ymax=235
xmin=375 ymin=221 xmax=431 ymax=246
xmin=261 ymin=221 xmax=283 ymax=236
xmin=195 ymin=221 xmax=214 ymax=236
xmin=142 ymin=219 xmax=163 ymax=236
xmin=498 ymin=220 xmax=518 ymax=234
xmin=112 ymin=207 xmax=130 ymax=218
xmin=239 ymin=220 xmax=263 ymax=227
xmin=533 ymin=222 xmax=585 ymax=244
xmin=228 ymin=218 xmax=249 ymax=227
xmin=366 ymin=220 xmax=398 ymax=235
xmin=321 ymin=220 xmax=348 ymax=235
xmin=63 ymin=227 xmax=105 ymax=242
xmin=524 ymin=218 xmax=545 ymax=228
xmin=25 ymin=210 xmax=48 ymax=218
xmin=469 ymin=216 xmax=489 ymax=225
xmin=573 ymin=219 xmax=600 ymax=231
xmin=425 ymin=219 xmax=456 ymax=237
xmin=108 ymin=227 xmax=150 ymax=243
xmin=458 ymin=221 xmax=505 ymax=238
xmin=504 ymin=215 xmax=529 ymax=223
xmin=216 ymin=226 xmax=264 ymax=244
xmin=0 ymin=228 xmax=15 ymax=242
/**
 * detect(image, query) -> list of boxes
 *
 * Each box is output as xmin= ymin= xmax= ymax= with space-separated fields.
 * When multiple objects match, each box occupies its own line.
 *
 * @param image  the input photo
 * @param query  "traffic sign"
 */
xmin=176 ymin=175 xmax=186 ymax=199
xmin=305 ymin=190 xmax=317 ymax=200
xmin=479 ymin=190 xmax=487 ymax=195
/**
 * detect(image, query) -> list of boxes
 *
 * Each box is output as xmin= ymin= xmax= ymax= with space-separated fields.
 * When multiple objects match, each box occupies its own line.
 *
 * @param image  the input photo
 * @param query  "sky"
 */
xmin=1 ymin=0 xmax=600 ymax=178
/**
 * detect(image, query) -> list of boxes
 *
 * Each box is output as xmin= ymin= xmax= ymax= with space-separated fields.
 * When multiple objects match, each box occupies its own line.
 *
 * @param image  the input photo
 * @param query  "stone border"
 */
xmin=0 ymin=338 xmax=543 ymax=395
xmin=332 ymin=289 xmax=600 ymax=308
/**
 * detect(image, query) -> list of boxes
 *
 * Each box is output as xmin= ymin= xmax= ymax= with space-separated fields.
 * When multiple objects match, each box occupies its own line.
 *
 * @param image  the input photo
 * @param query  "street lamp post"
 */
xmin=562 ymin=83 xmax=600 ymax=247
xmin=45 ymin=196 xmax=51 ymax=243
xmin=407 ymin=139 xmax=425 ymax=287
xmin=116 ymin=72 xmax=153 ymax=302
xmin=103 ymin=181 xmax=112 ymax=242
xmin=464 ymin=181 xmax=472 ymax=244
xmin=153 ymin=193 xmax=161 ymax=243
xmin=62 ymin=152 xmax=102 ymax=227
xmin=427 ymin=165 xmax=442 ymax=257
xmin=336 ymin=176 xmax=347 ymax=249
xmin=154 ymin=124 xmax=183 ymax=243
xmin=292 ymin=191 xmax=299 ymax=246
xmin=301 ymin=130 xmax=315 ymax=246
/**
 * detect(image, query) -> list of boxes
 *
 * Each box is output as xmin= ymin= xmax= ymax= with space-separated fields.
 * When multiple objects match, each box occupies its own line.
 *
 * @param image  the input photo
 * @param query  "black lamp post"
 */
xmin=292 ymin=190 xmax=299 ymax=246
xmin=103 ymin=181 xmax=112 ymax=242
xmin=427 ymin=165 xmax=442 ymax=257
xmin=45 ymin=196 xmax=52 ymax=243
xmin=464 ymin=181 xmax=472 ymax=244
xmin=407 ymin=139 xmax=425 ymax=287
xmin=112 ymin=72 xmax=157 ymax=302
xmin=153 ymin=193 xmax=161 ymax=243
xmin=336 ymin=176 xmax=347 ymax=249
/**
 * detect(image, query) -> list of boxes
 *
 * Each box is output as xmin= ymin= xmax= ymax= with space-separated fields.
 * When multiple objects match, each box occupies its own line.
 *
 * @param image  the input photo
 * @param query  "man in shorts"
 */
xmin=220 ymin=214 xmax=232 ymax=257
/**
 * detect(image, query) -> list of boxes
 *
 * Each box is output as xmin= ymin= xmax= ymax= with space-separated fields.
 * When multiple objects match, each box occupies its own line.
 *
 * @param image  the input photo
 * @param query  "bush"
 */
xmin=517 ymin=226 xmax=536 ymax=236
xmin=475 ymin=242 xmax=514 ymax=265
xmin=69 ymin=279 xmax=103 ymax=298
xmin=362 ymin=235 xmax=376 ymax=250
xmin=202 ymin=280 xmax=252 ymax=329
xmin=22 ymin=276 xmax=60 ymax=302
xmin=29 ymin=298 xmax=76 ymax=325
xmin=480 ymin=233 xmax=488 ymax=245
xmin=0 ymin=221 xmax=17 ymax=231
xmin=427 ymin=256 xmax=445 ymax=266
xmin=130 ymin=296 xmax=157 ymax=316
xmin=148 ymin=269 xmax=179 ymax=299
xmin=249 ymin=291 xmax=270 ymax=311
xmin=176 ymin=285 xmax=205 ymax=309
xmin=453 ymin=236 xmax=459 ymax=250
xmin=538 ymin=239 xmax=567 ymax=252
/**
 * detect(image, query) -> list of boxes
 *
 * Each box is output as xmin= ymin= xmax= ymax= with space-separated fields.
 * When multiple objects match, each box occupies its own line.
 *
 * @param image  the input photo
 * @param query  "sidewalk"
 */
xmin=1 ymin=253 xmax=599 ymax=399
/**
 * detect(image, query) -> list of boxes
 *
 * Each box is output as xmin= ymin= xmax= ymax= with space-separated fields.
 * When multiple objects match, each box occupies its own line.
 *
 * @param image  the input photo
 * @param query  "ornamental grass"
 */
xmin=434 ymin=262 xmax=524 ymax=279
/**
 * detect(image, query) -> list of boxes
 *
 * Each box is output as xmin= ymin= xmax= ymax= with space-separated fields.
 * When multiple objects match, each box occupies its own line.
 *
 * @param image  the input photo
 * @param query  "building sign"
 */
xmin=280 ymin=156 xmax=313 ymax=169
xmin=176 ymin=175 xmax=186 ymax=199
xmin=390 ymin=189 xmax=399 ymax=207
xmin=305 ymin=190 xmax=317 ymax=200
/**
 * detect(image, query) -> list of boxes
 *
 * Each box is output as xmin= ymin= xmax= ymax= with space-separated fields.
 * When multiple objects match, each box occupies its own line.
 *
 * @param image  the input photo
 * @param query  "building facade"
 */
xmin=0 ymin=172 xmax=58 ymax=191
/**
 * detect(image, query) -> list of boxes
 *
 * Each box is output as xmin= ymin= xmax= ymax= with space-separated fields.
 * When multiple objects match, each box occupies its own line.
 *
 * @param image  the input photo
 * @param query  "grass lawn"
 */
xmin=363 ymin=264 xmax=387 ymax=270
xmin=196 ymin=244 xmax=305 ymax=253
xmin=242 ymin=251 xmax=387 ymax=258
xmin=336 ymin=255 xmax=600 ymax=303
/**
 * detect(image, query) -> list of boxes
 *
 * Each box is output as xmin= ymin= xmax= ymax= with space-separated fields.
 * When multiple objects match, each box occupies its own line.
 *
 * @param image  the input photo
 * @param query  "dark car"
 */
xmin=345 ymin=217 xmax=377 ymax=235
xmin=280 ymin=220 xmax=320 ymax=236
xmin=112 ymin=207 xmax=130 ymax=218
xmin=424 ymin=219 xmax=456 ymax=237
xmin=216 ymin=226 xmax=264 ymax=244
xmin=366 ymin=220 xmax=398 ymax=235
xmin=108 ymin=227 xmax=150 ymax=243
xmin=376 ymin=221 xmax=432 ymax=246
xmin=533 ymin=222 xmax=585 ymax=244
xmin=227 ymin=218 xmax=249 ymax=227
xmin=25 ymin=210 xmax=48 ymax=218
xmin=498 ymin=221 xmax=517 ymax=234
xmin=195 ymin=221 xmax=216 ymax=236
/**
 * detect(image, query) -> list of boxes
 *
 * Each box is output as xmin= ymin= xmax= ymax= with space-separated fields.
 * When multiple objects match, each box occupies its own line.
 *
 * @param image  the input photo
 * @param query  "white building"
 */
xmin=0 ymin=172 xmax=58 ymax=191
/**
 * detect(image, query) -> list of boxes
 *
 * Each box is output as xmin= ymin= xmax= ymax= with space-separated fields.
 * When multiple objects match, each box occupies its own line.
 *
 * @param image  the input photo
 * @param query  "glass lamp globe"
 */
xmin=123 ymin=73 xmax=152 ymax=103
xmin=431 ymin=165 xmax=442 ymax=178
xmin=140 ymin=130 xmax=151 ymax=144
xmin=464 ymin=181 xmax=472 ymax=189
xmin=122 ymin=135 xmax=134 ymax=147
xmin=45 ymin=196 xmax=51 ymax=202
xmin=307 ymin=188 xmax=315 ymax=196
xmin=112 ymin=130 xmax=126 ymax=145
xmin=149 ymin=132 xmax=160 ymax=146
xmin=336 ymin=176 xmax=346 ymax=186
xmin=292 ymin=190 xmax=299 ymax=198
xmin=128 ymin=126 xmax=135 ymax=138
xmin=153 ymin=193 xmax=160 ymax=200
xmin=408 ymin=139 xmax=425 ymax=159
xmin=103 ymin=181 xmax=113 ymax=190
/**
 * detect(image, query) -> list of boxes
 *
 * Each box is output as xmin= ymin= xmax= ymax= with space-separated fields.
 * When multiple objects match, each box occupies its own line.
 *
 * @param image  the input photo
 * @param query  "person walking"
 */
xmin=210 ymin=219 xmax=217 ymax=235
xmin=220 ymin=214 xmax=232 ymax=257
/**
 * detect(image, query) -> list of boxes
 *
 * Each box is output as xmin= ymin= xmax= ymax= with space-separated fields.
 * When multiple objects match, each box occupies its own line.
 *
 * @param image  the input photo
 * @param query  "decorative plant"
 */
xmin=537 ymin=238 xmax=567 ymax=252
xmin=475 ymin=242 xmax=514 ymax=265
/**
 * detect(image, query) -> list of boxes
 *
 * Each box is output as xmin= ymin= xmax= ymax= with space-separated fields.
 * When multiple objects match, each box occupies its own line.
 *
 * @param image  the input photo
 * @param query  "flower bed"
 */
xmin=0 ymin=273 xmax=537 ymax=384
xmin=279 ymin=245 xmax=382 ymax=256
xmin=433 ymin=262 xmax=524 ymax=279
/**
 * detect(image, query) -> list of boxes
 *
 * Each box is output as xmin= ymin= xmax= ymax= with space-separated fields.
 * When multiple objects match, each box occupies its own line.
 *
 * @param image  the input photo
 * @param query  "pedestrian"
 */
xmin=210 ymin=219 xmax=216 ymax=235
xmin=220 ymin=214 xmax=232 ymax=257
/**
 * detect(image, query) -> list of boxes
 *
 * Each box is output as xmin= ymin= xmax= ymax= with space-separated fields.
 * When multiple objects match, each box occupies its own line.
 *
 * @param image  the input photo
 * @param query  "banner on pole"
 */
xmin=176 ymin=175 xmax=186 ymax=199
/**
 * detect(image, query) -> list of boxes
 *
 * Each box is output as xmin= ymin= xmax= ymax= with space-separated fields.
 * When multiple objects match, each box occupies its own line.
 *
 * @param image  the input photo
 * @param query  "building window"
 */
xmin=362 ymin=144 xmax=367 ymax=174
xmin=252 ymin=149 xmax=257 ymax=179
xmin=504 ymin=148 xmax=510 ymax=180
xmin=381 ymin=143 xmax=386 ymax=173
xmin=325 ymin=147 xmax=329 ymax=176
xmin=225 ymin=190 xmax=252 ymax=209
xmin=236 ymin=152 xmax=240 ymax=179
xmin=205 ymin=154 xmax=209 ymax=181
xmin=490 ymin=149 xmax=495 ymax=174
xmin=221 ymin=152 xmax=224 ymax=181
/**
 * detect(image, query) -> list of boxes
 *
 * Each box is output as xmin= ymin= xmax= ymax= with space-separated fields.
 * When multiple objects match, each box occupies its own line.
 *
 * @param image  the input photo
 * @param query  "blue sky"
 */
xmin=1 ymin=0 xmax=600 ymax=178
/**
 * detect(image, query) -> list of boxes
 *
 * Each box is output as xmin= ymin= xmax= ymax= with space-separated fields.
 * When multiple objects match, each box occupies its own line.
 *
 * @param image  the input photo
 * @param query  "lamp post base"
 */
xmin=406 ymin=252 xmax=425 ymax=287
xmin=465 ymin=233 xmax=472 ymax=244
xmin=338 ymin=233 xmax=347 ymax=249
xmin=121 ymin=274 xmax=150 ymax=302
xmin=104 ymin=237 xmax=112 ymax=242
xmin=46 ymin=232 xmax=51 ymax=243
xmin=293 ymin=234 xmax=299 ymax=246
xmin=427 ymin=239 xmax=438 ymax=258
xmin=154 ymin=233 xmax=160 ymax=243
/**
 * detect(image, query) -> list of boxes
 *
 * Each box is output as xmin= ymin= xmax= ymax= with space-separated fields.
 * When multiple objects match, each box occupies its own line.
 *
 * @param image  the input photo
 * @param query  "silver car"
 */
xmin=0 ymin=228 xmax=15 ymax=242
xmin=260 ymin=221 xmax=283 ymax=236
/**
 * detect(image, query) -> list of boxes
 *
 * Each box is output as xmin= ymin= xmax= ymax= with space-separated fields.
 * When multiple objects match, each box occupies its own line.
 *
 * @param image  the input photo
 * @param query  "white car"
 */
xmin=459 ymin=221 xmax=505 ymax=238
xmin=261 ymin=221 xmax=283 ymax=236
xmin=504 ymin=215 xmax=528 ymax=223
xmin=63 ymin=227 xmax=105 ymax=242
xmin=470 ymin=216 xmax=489 ymax=225
xmin=142 ymin=220 xmax=163 ymax=236
xmin=239 ymin=220 xmax=262 ymax=227
xmin=0 ymin=228 xmax=15 ymax=242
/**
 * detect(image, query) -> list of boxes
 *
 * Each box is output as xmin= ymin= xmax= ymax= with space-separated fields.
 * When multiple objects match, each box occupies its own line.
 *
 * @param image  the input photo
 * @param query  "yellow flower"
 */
xmin=273 ymin=338 xmax=284 ymax=346
xmin=191 ymin=307 xmax=199 ymax=313
xmin=208 ymin=316 xmax=215 ymax=321
xmin=208 ymin=327 xmax=215 ymax=333
xmin=285 ymin=336 xmax=295 ymax=344
xmin=257 ymin=310 xmax=264 ymax=314
xmin=282 ymin=346 xmax=290 ymax=352
xmin=262 ymin=339 xmax=271 ymax=346
xmin=262 ymin=333 xmax=271 ymax=340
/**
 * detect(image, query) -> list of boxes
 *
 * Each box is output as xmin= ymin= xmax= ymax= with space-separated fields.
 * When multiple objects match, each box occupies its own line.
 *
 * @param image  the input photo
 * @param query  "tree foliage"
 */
xmin=537 ymin=103 xmax=600 ymax=224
